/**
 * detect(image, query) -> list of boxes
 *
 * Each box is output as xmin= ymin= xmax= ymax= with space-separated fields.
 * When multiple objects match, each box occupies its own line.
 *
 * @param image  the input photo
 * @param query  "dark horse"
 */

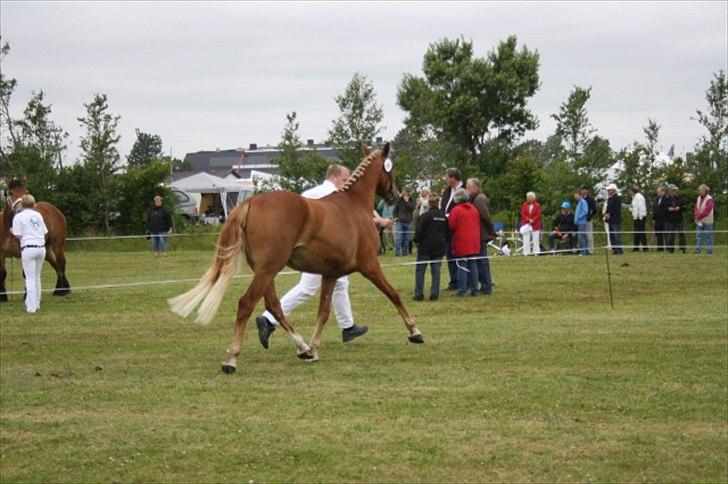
xmin=169 ymin=143 xmax=423 ymax=372
xmin=0 ymin=177 xmax=71 ymax=301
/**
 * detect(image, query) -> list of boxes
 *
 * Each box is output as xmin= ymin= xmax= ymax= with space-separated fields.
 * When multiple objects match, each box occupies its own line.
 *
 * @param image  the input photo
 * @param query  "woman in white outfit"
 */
xmin=11 ymin=194 xmax=48 ymax=313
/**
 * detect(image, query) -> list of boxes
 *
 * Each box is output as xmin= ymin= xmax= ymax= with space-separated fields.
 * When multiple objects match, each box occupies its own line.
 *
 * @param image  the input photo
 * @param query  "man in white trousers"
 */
xmin=255 ymin=164 xmax=370 ymax=349
xmin=11 ymin=194 xmax=48 ymax=314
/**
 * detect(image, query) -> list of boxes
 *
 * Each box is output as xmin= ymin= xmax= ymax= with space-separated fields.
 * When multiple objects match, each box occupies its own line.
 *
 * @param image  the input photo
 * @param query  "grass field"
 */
xmin=1 ymin=244 xmax=726 ymax=482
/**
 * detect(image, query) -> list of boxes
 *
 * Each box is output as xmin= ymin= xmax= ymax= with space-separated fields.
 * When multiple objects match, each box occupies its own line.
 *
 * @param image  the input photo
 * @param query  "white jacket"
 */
xmin=630 ymin=192 xmax=647 ymax=220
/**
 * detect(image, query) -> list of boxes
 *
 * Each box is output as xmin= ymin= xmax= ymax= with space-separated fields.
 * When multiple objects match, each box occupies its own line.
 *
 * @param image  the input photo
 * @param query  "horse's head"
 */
xmin=2 ymin=177 xmax=28 ymax=213
xmin=363 ymin=142 xmax=398 ymax=204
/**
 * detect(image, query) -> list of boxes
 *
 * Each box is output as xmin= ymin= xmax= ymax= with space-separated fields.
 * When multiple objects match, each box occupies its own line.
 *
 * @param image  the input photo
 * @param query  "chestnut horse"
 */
xmin=0 ymin=177 xmax=71 ymax=301
xmin=169 ymin=143 xmax=423 ymax=373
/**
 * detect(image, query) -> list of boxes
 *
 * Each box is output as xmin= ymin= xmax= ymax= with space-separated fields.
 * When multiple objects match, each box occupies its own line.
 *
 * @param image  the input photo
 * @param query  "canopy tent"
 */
xmin=171 ymin=172 xmax=245 ymax=218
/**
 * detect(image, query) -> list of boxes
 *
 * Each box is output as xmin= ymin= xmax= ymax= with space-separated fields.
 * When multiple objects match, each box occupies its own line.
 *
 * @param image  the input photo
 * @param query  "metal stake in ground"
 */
xmin=604 ymin=245 xmax=615 ymax=310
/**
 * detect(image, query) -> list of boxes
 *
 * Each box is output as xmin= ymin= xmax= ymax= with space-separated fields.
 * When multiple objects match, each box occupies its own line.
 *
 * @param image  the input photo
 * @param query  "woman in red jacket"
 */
xmin=448 ymin=188 xmax=481 ymax=296
xmin=520 ymin=191 xmax=542 ymax=255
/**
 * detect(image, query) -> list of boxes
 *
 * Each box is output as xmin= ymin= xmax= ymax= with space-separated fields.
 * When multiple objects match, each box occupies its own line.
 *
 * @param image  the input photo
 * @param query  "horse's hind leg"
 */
xmin=0 ymin=256 xmax=7 ymax=302
xmin=361 ymin=266 xmax=424 ymax=344
xmin=262 ymin=284 xmax=314 ymax=360
xmin=46 ymin=246 xmax=70 ymax=296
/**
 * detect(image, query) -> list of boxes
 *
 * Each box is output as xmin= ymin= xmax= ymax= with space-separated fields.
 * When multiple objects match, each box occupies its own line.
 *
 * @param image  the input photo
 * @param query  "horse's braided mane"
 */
xmin=337 ymin=150 xmax=380 ymax=193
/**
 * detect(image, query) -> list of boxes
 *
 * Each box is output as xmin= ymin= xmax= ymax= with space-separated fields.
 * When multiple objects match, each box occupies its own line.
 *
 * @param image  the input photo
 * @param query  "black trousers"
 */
xmin=633 ymin=218 xmax=648 ymax=250
xmin=664 ymin=220 xmax=686 ymax=253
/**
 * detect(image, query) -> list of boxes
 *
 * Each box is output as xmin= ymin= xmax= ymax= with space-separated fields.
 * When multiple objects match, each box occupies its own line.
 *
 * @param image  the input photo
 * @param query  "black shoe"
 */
xmin=342 ymin=324 xmax=368 ymax=342
xmin=429 ymin=295 xmax=439 ymax=301
xmin=255 ymin=316 xmax=276 ymax=349
xmin=413 ymin=295 xmax=424 ymax=301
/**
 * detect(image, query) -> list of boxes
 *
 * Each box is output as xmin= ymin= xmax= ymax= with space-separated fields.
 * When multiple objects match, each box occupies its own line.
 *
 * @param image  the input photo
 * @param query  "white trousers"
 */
xmin=262 ymin=272 xmax=354 ymax=330
xmin=522 ymin=230 xmax=541 ymax=255
xmin=586 ymin=221 xmax=594 ymax=254
xmin=21 ymin=247 xmax=45 ymax=313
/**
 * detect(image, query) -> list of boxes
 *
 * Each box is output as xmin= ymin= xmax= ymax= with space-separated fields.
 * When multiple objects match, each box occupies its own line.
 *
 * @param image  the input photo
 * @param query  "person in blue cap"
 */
xmin=548 ymin=200 xmax=577 ymax=253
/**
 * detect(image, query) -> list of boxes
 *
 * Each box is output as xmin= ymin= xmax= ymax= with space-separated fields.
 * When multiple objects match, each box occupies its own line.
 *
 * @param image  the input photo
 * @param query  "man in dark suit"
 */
xmin=603 ymin=183 xmax=623 ymax=255
xmin=652 ymin=186 xmax=667 ymax=251
xmin=439 ymin=167 xmax=464 ymax=290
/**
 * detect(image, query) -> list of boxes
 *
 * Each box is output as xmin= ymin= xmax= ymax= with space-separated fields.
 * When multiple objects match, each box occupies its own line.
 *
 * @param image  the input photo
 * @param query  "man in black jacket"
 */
xmin=413 ymin=194 xmax=447 ymax=301
xmin=548 ymin=201 xmax=577 ymax=253
xmin=652 ymin=186 xmax=667 ymax=251
xmin=147 ymin=196 xmax=173 ymax=256
xmin=603 ymin=183 xmax=623 ymax=255
xmin=662 ymin=184 xmax=687 ymax=253
xmin=440 ymin=167 xmax=464 ymax=290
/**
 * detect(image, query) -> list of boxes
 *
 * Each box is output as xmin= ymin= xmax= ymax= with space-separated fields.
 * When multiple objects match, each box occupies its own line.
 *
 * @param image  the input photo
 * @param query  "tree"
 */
xmin=551 ymin=85 xmax=595 ymax=162
xmin=391 ymin=126 xmax=466 ymax=190
xmin=77 ymin=93 xmax=122 ymax=231
xmin=271 ymin=112 xmax=329 ymax=193
xmin=328 ymin=73 xmax=384 ymax=168
xmin=114 ymin=159 xmax=175 ymax=235
xmin=397 ymin=35 xmax=540 ymax=158
xmin=127 ymin=129 xmax=163 ymax=167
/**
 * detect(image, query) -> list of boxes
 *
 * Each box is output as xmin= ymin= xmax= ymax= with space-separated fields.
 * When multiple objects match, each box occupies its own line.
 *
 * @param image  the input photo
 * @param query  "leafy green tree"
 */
xmin=114 ymin=159 xmax=175 ymax=235
xmin=77 ymin=93 xmax=122 ymax=231
xmin=617 ymin=119 xmax=662 ymax=195
xmin=391 ymin=126 xmax=467 ymax=190
xmin=127 ymin=129 xmax=163 ymax=167
xmin=272 ymin=111 xmax=329 ymax=193
xmin=328 ymin=73 xmax=384 ymax=168
xmin=397 ymin=35 xmax=540 ymax=159
xmin=551 ymin=86 xmax=594 ymax=162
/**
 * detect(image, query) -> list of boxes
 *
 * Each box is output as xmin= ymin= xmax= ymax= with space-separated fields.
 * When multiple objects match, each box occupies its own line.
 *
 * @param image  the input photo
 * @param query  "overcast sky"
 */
xmin=1 ymin=1 xmax=726 ymax=164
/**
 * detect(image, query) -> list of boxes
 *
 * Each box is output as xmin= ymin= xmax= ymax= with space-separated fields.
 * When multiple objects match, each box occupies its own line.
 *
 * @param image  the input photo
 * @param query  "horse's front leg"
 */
xmin=304 ymin=276 xmax=336 ymax=362
xmin=360 ymin=265 xmax=424 ymax=344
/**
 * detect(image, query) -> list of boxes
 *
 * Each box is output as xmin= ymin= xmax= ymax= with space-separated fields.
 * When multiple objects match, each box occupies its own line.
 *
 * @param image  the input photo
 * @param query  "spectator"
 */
xmin=694 ymin=184 xmax=714 ymax=255
xmin=377 ymin=198 xmax=395 ymax=253
xmin=466 ymin=178 xmax=496 ymax=295
xmin=147 ymin=195 xmax=173 ymax=256
xmin=580 ymin=185 xmax=597 ymax=254
xmin=520 ymin=191 xmax=542 ymax=255
xmin=413 ymin=186 xmax=431 ymax=227
xmin=440 ymin=167 xmax=465 ymax=290
xmin=413 ymin=194 xmax=447 ymax=301
xmin=574 ymin=192 xmax=590 ymax=256
xmin=627 ymin=185 xmax=648 ymax=251
xmin=662 ymin=184 xmax=687 ymax=254
xmin=549 ymin=200 xmax=577 ymax=254
xmin=603 ymin=183 xmax=623 ymax=255
xmin=393 ymin=186 xmax=416 ymax=256
xmin=652 ymin=186 xmax=667 ymax=251
xmin=447 ymin=188 xmax=480 ymax=297
xmin=11 ymin=194 xmax=48 ymax=314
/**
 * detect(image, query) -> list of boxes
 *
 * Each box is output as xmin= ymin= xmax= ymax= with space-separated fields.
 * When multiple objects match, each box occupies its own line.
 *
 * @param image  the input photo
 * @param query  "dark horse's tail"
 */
xmin=168 ymin=202 xmax=249 ymax=324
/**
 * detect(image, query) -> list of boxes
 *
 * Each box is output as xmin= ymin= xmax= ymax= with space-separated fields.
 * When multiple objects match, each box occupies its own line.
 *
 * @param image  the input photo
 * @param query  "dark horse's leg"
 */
xmin=360 ymin=265 xmax=424 ymax=344
xmin=45 ymin=243 xmax=70 ymax=296
xmin=0 ymin=255 xmax=7 ymax=302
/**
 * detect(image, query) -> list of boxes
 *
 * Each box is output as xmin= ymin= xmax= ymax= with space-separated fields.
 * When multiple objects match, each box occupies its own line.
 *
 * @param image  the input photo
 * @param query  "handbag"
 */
xmin=519 ymin=223 xmax=533 ymax=235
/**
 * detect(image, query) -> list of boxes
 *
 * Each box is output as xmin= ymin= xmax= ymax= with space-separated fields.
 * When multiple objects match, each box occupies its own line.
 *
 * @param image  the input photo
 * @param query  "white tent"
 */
xmin=171 ymin=172 xmax=245 ymax=218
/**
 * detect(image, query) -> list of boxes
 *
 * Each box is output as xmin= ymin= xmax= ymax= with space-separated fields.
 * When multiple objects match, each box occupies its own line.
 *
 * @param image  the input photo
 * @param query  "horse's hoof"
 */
xmin=408 ymin=333 xmax=424 ymax=344
xmin=53 ymin=289 xmax=70 ymax=297
xmin=297 ymin=349 xmax=314 ymax=360
xmin=221 ymin=363 xmax=236 ymax=374
xmin=0 ymin=294 xmax=7 ymax=303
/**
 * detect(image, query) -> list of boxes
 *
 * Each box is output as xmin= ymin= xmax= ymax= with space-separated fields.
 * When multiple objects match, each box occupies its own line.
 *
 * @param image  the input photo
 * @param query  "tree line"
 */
xmin=1 ymin=35 xmax=725 ymax=235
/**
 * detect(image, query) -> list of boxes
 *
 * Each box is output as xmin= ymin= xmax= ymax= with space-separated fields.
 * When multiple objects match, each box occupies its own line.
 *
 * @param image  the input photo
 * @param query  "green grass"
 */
xmin=1 ymin=247 xmax=726 ymax=482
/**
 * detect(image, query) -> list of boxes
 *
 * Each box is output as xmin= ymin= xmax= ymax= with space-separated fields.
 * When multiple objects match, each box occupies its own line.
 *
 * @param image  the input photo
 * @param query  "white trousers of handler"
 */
xmin=262 ymin=272 xmax=354 ymax=330
xmin=21 ymin=247 xmax=45 ymax=313
xmin=522 ymin=230 xmax=541 ymax=255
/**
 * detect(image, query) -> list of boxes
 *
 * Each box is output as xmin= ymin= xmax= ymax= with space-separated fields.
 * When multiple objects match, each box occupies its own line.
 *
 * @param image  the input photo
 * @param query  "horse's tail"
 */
xmin=168 ymin=202 xmax=250 ymax=324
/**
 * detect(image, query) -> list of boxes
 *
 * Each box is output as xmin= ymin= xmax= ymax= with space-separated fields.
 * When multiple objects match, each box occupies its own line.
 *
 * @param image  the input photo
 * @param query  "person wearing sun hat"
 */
xmin=603 ymin=183 xmax=624 ymax=255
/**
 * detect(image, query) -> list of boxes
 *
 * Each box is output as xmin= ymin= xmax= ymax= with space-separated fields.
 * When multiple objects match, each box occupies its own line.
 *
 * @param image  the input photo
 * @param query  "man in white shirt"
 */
xmin=255 ymin=165 xmax=369 ymax=349
xmin=629 ymin=185 xmax=648 ymax=252
xmin=11 ymin=194 xmax=48 ymax=313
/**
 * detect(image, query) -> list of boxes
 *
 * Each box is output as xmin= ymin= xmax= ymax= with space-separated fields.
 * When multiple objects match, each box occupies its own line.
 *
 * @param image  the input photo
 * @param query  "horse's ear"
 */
xmin=361 ymin=143 xmax=370 ymax=156
xmin=382 ymin=142 xmax=390 ymax=159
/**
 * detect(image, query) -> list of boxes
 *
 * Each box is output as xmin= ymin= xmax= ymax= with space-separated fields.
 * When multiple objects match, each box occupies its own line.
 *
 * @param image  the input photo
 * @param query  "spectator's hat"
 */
xmin=560 ymin=201 xmax=571 ymax=209
xmin=667 ymin=183 xmax=678 ymax=190
xmin=607 ymin=183 xmax=618 ymax=191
